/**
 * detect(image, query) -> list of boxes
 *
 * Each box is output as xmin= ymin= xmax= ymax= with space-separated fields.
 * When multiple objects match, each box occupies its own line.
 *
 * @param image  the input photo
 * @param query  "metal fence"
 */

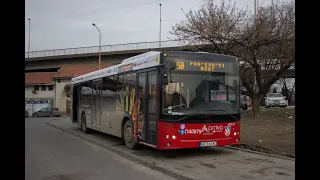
xmin=25 ymin=40 xmax=185 ymax=58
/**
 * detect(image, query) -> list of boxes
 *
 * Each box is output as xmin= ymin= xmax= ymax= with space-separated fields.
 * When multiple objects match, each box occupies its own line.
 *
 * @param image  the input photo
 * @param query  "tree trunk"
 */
xmin=251 ymin=95 xmax=263 ymax=118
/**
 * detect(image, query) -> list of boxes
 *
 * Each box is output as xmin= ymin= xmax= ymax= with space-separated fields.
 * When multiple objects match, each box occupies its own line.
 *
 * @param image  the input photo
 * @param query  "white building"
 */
xmin=25 ymin=72 xmax=56 ymax=116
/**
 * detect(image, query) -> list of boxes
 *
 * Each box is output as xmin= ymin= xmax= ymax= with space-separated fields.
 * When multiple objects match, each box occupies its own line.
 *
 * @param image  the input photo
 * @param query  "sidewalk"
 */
xmin=47 ymin=118 xmax=295 ymax=180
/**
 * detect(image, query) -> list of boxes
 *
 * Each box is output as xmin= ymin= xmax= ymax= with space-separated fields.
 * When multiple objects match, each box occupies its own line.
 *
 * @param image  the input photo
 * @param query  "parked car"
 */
xmin=240 ymin=95 xmax=248 ymax=110
xmin=25 ymin=110 xmax=29 ymax=117
xmin=264 ymin=93 xmax=287 ymax=108
xmin=32 ymin=108 xmax=62 ymax=117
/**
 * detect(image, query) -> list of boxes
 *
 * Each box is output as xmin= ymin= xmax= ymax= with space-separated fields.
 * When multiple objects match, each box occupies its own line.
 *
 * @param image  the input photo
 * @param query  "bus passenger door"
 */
xmin=91 ymin=82 xmax=96 ymax=129
xmin=146 ymin=70 xmax=159 ymax=146
xmin=95 ymin=80 xmax=102 ymax=130
xmin=92 ymin=80 xmax=102 ymax=129
xmin=71 ymin=85 xmax=79 ymax=123
xmin=137 ymin=69 xmax=158 ymax=146
xmin=137 ymin=72 xmax=147 ymax=141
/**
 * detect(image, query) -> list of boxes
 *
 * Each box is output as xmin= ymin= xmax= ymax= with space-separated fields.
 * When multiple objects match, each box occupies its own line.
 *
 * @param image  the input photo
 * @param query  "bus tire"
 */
xmin=81 ymin=112 xmax=90 ymax=134
xmin=123 ymin=120 xmax=139 ymax=150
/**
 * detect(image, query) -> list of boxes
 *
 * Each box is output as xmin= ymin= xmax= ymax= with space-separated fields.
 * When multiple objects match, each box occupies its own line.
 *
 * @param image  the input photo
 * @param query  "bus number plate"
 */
xmin=200 ymin=141 xmax=217 ymax=147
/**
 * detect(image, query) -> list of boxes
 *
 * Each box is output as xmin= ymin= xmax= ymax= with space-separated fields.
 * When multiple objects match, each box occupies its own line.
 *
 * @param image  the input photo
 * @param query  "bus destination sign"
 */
xmin=118 ymin=63 xmax=133 ymax=73
xmin=175 ymin=60 xmax=232 ymax=73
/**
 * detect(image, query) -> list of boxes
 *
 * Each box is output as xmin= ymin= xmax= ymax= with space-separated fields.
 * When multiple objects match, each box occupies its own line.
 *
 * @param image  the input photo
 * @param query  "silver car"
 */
xmin=264 ymin=93 xmax=287 ymax=108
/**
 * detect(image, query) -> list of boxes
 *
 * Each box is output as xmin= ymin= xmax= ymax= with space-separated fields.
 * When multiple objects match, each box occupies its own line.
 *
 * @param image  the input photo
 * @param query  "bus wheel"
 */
xmin=81 ymin=113 xmax=90 ymax=134
xmin=123 ymin=120 xmax=139 ymax=150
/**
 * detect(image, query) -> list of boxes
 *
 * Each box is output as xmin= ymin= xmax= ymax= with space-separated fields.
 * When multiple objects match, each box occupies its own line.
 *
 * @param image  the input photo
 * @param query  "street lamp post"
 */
xmin=28 ymin=18 xmax=31 ymax=58
xmin=159 ymin=3 xmax=162 ymax=49
xmin=92 ymin=23 xmax=101 ymax=70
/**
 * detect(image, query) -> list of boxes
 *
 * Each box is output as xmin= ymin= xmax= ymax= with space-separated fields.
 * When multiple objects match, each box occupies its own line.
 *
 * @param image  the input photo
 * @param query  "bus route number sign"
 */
xmin=176 ymin=61 xmax=225 ymax=72
xmin=119 ymin=63 xmax=133 ymax=73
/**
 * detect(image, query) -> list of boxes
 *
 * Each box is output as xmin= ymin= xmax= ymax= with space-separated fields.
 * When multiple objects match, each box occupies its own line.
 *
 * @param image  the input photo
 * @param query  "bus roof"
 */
xmin=71 ymin=51 xmax=161 ymax=85
xmin=71 ymin=51 xmax=237 ymax=85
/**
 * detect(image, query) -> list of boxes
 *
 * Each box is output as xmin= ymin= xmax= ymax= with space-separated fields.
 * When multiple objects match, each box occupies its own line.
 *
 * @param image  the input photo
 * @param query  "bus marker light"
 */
xmin=166 ymin=135 xmax=170 ymax=139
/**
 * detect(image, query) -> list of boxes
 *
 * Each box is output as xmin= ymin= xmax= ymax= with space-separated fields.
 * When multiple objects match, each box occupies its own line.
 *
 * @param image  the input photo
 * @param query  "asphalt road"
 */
xmin=25 ymin=117 xmax=174 ymax=180
xmin=46 ymin=117 xmax=295 ymax=180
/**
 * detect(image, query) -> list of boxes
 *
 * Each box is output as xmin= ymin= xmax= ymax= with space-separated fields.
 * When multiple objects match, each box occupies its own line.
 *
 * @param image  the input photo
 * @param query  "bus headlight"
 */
xmin=172 ymin=135 xmax=176 ymax=139
xmin=166 ymin=135 xmax=169 ymax=139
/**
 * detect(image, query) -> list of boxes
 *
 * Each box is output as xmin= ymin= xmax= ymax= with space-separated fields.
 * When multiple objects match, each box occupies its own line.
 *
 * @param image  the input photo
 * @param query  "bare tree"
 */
xmin=64 ymin=83 xmax=71 ymax=98
xmin=280 ymin=78 xmax=295 ymax=105
xmin=171 ymin=0 xmax=249 ymax=55
xmin=170 ymin=0 xmax=295 ymax=116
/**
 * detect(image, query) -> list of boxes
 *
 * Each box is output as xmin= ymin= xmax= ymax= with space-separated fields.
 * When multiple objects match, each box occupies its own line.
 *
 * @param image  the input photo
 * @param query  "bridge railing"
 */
xmin=25 ymin=40 xmax=185 ymax=58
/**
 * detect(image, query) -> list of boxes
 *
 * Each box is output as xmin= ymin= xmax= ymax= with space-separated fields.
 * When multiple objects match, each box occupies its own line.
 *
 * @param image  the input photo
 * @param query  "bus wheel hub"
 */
xmin=125 ymin=127 xmax=133 ymax=143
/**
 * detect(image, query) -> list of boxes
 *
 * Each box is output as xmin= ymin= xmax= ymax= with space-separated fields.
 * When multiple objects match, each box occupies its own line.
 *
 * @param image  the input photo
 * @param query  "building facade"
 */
xmin=25 ymin=72 xmax=56 ymax=116
xmin=25 ymin=64 xmax=110 ymax=116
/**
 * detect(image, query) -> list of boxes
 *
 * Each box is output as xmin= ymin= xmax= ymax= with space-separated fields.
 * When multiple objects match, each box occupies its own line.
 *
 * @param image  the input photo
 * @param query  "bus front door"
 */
xmin=137 ymin=69 xmax=158 ymax=146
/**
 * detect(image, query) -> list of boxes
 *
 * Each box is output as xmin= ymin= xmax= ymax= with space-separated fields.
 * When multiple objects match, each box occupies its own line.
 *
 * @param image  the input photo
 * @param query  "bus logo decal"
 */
xmin=179 ymin=124 xmax=185 ymax=135
xmin=202 ymin=125 xmax=208 ymax=133
xmin=224 ymin=126 xmax=231 ymax=137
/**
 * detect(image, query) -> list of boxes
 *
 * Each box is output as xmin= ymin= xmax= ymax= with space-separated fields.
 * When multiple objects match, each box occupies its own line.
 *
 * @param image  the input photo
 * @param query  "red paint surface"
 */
xmin=157 ymin=120 xmax=241 ymax=150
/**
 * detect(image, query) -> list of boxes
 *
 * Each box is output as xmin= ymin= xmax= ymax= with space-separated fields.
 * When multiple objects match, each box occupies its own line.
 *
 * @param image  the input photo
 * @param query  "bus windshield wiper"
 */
xmin=175 ymin=109 xmax=237 ymax=122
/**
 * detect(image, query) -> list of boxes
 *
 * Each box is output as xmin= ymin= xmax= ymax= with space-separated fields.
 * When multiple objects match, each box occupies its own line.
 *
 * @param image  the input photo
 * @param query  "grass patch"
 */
xmin=234 ymin=107 xmax=295 ymax=157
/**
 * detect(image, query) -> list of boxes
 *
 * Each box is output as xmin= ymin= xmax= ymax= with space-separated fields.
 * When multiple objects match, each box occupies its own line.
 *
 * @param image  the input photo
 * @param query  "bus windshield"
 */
xmin=162 ymin=71 xmax=240 ymax=117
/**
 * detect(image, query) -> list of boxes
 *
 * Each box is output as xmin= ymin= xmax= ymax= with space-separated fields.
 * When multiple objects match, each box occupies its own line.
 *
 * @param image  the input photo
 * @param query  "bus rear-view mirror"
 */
xmin=168 ymin=61 xmax=176 ymax=70
xmin=162 ymin=61 xmax=176 ymax=85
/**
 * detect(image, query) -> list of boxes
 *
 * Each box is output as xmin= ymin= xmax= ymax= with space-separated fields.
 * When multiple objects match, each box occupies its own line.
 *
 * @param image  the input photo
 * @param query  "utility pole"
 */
xmin=254 ymin=0 xmax=257 ymax=23
xmin=28 ymin=18 xmax=31 ymax=58
xmin=159 ymin=3 xmax=162 ymax=49
xmin=253 ymin=0 xmax=257 ymax=92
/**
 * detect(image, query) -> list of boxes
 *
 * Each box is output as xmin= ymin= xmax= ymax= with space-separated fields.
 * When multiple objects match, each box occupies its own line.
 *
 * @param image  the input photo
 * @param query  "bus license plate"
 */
xmin=200 ymin=141 xmax=217 ymax=147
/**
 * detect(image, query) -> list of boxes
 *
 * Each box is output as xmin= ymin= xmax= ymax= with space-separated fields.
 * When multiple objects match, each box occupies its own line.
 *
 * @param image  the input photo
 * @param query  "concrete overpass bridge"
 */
xmin=25 ymin=40 xmax=295 ymax=78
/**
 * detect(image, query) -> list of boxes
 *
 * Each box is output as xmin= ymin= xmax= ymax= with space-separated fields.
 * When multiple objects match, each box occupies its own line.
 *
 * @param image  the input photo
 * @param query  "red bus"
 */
xmin=71 ymin=51 xmax=241 ymax=150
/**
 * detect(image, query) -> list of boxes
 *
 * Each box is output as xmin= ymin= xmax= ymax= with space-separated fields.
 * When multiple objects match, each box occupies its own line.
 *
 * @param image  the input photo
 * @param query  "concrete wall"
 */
xmin=25 ymin=85 xmax=54 ymax=99
xmin=54 ymin=80 xmax=70 ymax=113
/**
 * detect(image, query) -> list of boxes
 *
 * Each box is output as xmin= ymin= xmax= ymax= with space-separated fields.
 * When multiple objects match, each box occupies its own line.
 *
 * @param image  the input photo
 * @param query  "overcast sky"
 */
xmin=25 ymin=0 xmax=273 ymax=52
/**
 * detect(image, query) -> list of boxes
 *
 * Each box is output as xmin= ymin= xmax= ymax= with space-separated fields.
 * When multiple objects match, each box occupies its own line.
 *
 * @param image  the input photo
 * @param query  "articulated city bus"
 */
xmin=71 ymin=51 xmax=241 ymax=150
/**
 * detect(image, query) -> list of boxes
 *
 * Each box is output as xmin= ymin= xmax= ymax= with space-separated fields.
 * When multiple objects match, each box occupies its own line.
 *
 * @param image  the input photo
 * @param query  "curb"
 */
xmin=224 ymin=146 xmax=295 ymax=161
xmin=46 ymin=121 xmax=193 ymax=180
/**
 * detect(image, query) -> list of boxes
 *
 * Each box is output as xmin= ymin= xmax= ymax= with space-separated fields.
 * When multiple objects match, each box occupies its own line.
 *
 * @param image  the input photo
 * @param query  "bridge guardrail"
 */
xmin=25 ymin=40 xmax=185 ymax=58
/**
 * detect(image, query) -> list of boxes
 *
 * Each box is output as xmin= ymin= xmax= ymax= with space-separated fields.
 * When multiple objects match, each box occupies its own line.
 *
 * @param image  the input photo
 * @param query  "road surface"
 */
xmin=46 ymin=117 xmax=295 ymax=180
xmin=25 ymin=117 xmax=174 ymax=180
